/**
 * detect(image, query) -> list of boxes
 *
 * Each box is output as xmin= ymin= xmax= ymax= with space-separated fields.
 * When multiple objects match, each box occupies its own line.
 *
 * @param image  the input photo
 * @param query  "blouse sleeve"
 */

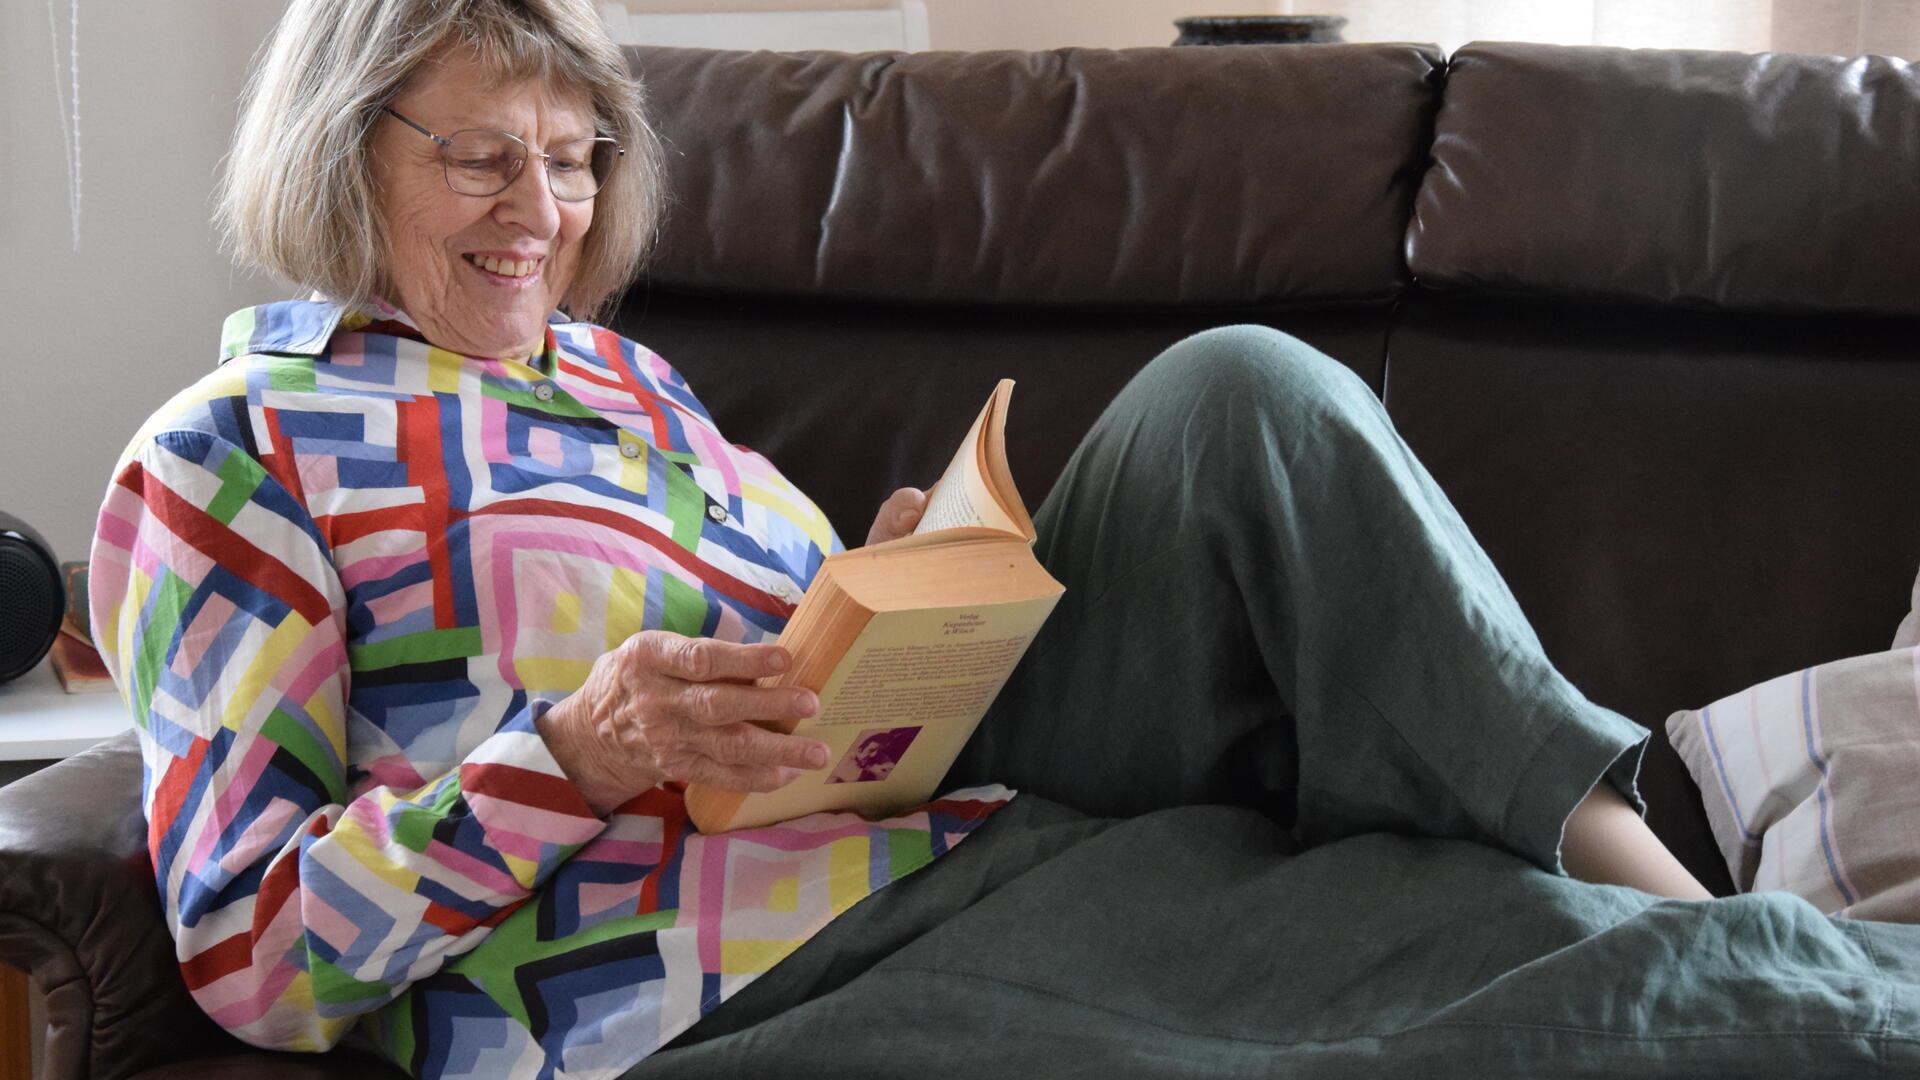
xmin=89 ymin=428 xmax=606 ymax=1052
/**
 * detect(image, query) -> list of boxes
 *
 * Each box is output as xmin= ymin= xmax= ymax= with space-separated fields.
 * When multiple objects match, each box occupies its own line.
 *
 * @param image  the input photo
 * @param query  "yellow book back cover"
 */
xmin=699 ymin=594 xmax=1057 ymax=831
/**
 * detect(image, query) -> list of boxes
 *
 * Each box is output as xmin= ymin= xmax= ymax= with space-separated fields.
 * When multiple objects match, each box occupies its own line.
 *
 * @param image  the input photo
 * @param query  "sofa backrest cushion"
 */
xmin=626 ymin=43 xmax=1442 ymax=307
xmin=1409 ymin=43 xmax=1920 ymax=318
xmin=618 ymin=44 xmax=1435 ymax=540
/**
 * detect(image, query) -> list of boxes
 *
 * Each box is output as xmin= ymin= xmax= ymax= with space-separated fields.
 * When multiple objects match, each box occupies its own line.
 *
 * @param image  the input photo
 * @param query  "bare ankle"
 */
xmin=1562 ymin=784 xmax=1713 ymax=900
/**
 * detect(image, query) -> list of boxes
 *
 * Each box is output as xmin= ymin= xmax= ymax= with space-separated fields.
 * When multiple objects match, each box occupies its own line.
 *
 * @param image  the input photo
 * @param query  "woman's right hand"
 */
xmin=536 ymin=630 xmax=830 ymax=817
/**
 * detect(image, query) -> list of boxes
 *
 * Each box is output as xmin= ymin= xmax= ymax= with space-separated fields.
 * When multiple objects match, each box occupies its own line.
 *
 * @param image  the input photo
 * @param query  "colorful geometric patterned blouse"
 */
xmin=89 ymin=299 xmax=1011 ymax=1079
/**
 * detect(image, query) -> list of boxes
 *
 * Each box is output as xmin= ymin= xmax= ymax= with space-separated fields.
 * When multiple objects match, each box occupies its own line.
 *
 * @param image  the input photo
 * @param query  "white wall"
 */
xmin=1288 ymin=0 xmax=1920 ymax=55
xmin=625 ymin=0 xmax=1284 ymax=50
xmin=930 ymin=0 xmax=1255 ymax=50
xmin=0 ymin=3 xmax=288 ymax=561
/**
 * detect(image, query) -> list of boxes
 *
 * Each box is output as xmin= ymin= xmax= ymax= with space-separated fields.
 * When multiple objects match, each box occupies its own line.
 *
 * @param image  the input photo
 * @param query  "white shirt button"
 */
xmin=773 ymin=582 xmax=795 ymax=601
xmin=533 ymin=383 xmax=555 ymax=402
xmin=706 ymin=503 xmax=728 ymax=524
xmin=619 ymin=442 xmax=641 ymax=459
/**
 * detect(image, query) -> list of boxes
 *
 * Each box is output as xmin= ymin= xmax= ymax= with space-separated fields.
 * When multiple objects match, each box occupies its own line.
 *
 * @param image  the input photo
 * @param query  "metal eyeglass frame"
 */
xmin=381 ymin=105 xmax=622 ymax=202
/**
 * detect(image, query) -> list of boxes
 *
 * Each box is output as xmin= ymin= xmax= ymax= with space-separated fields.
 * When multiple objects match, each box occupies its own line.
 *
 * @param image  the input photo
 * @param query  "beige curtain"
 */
xmin=1285 ymin=0 xmax=1920 ymax=57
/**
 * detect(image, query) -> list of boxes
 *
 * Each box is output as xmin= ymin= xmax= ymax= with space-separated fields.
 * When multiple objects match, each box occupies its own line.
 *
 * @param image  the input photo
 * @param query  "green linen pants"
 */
xmin=639 ymin=326 xmax=1920 ymax=1079
xmin=950 ymin=323 xmax=1647 ymax=872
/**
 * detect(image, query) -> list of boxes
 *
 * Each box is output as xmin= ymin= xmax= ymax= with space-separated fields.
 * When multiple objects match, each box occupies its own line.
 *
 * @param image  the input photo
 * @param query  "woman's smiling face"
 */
xmin=371 ymin=51 xmax=597 ymax=359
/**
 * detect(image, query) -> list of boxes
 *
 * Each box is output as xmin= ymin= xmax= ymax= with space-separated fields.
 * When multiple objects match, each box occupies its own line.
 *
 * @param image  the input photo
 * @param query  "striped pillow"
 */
xmin=1667 ymin=614 xmax=1920 ymax=922
xmin=1895 ymin=569 xmax=1920 ymax=650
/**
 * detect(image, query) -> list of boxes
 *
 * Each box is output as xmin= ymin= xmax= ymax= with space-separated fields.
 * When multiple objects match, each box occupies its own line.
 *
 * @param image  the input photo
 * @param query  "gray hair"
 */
xmin=217 ymin=0 xmax=666 ymax=322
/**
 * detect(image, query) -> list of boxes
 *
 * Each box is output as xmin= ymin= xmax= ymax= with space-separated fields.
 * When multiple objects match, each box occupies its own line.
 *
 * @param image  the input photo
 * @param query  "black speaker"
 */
xmin=0 ymin=511 xmax=64 ymax=684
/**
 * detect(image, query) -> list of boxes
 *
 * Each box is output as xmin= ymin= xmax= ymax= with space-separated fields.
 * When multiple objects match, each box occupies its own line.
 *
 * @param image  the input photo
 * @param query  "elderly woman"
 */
xmin=95 ymin=0 xmax=983 ymax=1065
xmin=105 ymin=1 xmax=1920 ymax=1078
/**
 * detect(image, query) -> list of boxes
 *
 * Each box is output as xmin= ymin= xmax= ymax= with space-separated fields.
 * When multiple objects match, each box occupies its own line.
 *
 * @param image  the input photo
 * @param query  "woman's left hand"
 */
xmin=865 ymin=487 xmax=928 ymax=546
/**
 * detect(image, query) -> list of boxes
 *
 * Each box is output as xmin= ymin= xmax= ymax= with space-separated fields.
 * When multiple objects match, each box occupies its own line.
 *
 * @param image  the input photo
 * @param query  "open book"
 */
xmin=685 ymin=380 xmax=1064 ymax=833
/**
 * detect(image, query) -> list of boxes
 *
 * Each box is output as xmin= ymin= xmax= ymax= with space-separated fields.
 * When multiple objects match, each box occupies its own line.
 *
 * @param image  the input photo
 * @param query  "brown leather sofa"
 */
xmin=3 ymin=40 xmax=1916 ymax=1080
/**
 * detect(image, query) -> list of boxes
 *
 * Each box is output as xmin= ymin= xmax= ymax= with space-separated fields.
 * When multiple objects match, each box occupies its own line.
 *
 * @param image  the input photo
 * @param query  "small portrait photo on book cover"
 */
xmin=826 ymin=725 xmax=923 ymax=784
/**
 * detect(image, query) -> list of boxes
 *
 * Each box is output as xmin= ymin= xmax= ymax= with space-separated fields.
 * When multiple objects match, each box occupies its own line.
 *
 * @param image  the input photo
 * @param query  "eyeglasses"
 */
xmin=382 ymin=106 xmax=622 ymax=202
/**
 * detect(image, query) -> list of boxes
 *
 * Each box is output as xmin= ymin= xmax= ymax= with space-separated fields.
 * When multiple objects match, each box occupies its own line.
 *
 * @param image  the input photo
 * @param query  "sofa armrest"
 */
xmin=0 ymin=733 xmax=230 ymax=1080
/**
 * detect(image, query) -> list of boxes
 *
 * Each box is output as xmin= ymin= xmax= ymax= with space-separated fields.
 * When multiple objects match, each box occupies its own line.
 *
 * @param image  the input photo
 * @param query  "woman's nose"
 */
xmin=493 ymin=157 xmax=563 ymax=237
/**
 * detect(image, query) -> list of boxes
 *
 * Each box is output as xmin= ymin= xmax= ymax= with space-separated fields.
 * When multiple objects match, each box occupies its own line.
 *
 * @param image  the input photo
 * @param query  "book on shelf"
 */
xmin=48 ymin=561 xmax=114 ymax=693
xmin=50 ymin=620 xmax=115 ymax=694
xmin=61 ymin=560 xmax=91 ymax=642
xmin=685 ymin=379 xmax=1064 ymax=833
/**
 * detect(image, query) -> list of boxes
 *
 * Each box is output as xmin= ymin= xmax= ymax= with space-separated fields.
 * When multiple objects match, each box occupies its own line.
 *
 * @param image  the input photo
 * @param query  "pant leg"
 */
xmin=948 ymin=325 xmax=1648 ymax=873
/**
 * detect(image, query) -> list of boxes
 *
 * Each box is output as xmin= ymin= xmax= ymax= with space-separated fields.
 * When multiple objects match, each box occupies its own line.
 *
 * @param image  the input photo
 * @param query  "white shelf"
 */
xmin=0 ymin=658 xmax=133 ymax=761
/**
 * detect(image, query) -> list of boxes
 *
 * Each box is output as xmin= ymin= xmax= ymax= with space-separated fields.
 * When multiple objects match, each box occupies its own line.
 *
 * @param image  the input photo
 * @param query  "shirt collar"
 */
xmin=220 ymin=295 xmax=571 ymax=370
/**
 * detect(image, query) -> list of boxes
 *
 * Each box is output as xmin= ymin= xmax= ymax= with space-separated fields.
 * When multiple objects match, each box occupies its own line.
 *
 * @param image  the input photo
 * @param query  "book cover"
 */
xmin=685 ymin=380 xmax=1063 ymax=833
xmin=61 ymin=560 xmax=91 ymax=643
xmin=50 ymin=625 xmax=115 ymax=694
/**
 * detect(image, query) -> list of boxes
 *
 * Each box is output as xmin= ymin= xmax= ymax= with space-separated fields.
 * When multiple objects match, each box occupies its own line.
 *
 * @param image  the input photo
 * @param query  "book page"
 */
xmin=914 ymin=380 xmax=1027 ymax=538
xmin=916 ymin=446 xmax=988 ymax=533
xmin=713 ymin=597 xmax=1057 ymax=830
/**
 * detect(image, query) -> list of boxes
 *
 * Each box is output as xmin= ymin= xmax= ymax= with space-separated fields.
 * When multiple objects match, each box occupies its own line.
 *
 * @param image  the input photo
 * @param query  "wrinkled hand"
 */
xmin=866 ymin=487 xmax=928 ymax=547
xmin=537 ymin=631 xmax=829 ymax=816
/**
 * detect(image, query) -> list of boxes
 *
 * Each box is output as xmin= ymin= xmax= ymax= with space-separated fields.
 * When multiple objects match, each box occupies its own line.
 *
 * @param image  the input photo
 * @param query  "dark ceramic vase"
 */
xmin=1172 ymin=15 xmax=1348 ymax=46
